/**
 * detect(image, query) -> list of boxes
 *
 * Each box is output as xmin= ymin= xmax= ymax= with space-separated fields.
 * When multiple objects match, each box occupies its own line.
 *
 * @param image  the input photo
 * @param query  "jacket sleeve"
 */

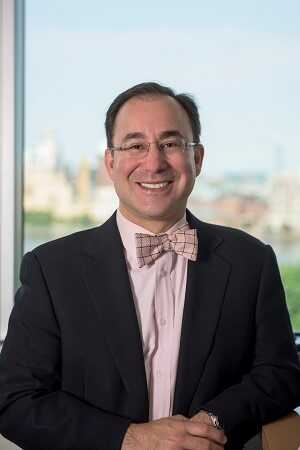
xmin=0 ymin=251 xmax=131 ymax=450
xmin=197 ymin=245 xmax=300 ymax=449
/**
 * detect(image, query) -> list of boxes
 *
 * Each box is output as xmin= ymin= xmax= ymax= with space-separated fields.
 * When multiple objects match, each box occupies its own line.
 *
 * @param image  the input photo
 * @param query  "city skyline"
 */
xmin=25 ymin=131 xmax=300 ymax=236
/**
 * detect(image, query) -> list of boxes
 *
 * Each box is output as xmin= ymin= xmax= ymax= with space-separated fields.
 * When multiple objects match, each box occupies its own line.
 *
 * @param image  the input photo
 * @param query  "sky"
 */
xmin=25 ymin=0 xmax=300 ymax=175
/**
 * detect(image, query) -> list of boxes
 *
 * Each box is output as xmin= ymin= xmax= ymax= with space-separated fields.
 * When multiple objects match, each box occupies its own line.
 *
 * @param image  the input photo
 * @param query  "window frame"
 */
xmin=0 ymin=0 xmax=24 ymax=343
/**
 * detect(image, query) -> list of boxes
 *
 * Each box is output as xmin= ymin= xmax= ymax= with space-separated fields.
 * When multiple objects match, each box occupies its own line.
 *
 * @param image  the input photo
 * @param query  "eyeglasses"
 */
xmin=109 ymin=137 xmax=199 ymax=158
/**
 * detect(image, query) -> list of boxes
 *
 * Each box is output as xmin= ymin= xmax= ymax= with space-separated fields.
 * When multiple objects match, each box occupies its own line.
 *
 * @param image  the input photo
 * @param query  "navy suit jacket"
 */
xmin=0 ymin=211 xmax=299 ymax=450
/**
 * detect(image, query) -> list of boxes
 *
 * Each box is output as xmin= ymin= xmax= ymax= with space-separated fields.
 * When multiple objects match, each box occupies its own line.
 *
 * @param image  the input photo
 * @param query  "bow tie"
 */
xmin=135 ymin=224 xmax=198 ymax=268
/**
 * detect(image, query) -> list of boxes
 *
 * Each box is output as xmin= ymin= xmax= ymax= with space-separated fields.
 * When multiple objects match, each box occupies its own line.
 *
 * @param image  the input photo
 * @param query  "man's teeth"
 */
xmin=140 ymin=182 xmax=169 ymax=189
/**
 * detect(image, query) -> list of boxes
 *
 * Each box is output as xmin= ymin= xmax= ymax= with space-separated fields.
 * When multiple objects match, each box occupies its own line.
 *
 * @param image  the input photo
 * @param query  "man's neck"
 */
xmin=118 ymin=208 xmax=186 ymax=234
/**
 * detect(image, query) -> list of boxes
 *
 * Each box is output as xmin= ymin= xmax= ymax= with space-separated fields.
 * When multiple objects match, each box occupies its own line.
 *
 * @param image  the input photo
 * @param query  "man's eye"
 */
xmin=161 ymin=140 xmax=180 ymax=150
xmin=127 ymin=143 xmax=145 ymax=151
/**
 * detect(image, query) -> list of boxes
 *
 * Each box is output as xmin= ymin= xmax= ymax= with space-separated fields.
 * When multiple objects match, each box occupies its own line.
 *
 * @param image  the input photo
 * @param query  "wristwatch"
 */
xmin=200 ymin=410 xmax=223 ymax=430
xmin=207 ymin=412 xmax=222 ymax=429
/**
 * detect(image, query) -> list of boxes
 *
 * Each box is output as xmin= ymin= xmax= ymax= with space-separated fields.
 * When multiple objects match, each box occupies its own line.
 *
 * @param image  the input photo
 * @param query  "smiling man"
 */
xmin=0 ymin=82 xmax=299 ymax=450
xmin=105 ymin=93 xmax=203 ymax=234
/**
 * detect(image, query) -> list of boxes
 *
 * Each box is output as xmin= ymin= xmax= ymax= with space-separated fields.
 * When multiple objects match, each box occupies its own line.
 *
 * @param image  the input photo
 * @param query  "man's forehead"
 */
xmin=113 ymin=95 xmax=192 ymax=138
xmin=117 ymin=94 xmax=183 ymax=115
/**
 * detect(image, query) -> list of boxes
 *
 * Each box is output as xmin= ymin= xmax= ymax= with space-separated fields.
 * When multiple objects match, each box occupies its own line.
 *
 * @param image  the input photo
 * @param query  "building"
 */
xmin=267 ymin=171 xmax=300 ymax=235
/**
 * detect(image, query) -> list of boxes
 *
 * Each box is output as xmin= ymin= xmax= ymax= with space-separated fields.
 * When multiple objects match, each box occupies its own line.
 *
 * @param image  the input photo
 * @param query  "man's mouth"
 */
xmin=138 ymin=182 xmax=170 ymax=189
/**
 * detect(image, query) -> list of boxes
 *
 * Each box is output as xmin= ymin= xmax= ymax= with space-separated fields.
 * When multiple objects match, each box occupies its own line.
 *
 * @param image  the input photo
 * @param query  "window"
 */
xmin=2 ymin=0 xmax=298 ymax=336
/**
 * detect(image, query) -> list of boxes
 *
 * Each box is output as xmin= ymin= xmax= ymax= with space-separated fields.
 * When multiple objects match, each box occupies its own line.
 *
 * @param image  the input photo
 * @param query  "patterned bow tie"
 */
xmin=135 ymin=224 xmax=198 ymax=268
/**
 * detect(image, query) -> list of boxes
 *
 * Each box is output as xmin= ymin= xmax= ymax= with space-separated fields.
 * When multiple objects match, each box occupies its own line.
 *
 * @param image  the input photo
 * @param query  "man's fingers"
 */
xmin=183 ymin=433 xmax=224 ymax=450
xmin=172 ymin=414 xmax=189 ymax=421
xmin=185 ymin=421 xmax=227 ymax=445
xmin=190 ymin=412 xmax=212 ymax=425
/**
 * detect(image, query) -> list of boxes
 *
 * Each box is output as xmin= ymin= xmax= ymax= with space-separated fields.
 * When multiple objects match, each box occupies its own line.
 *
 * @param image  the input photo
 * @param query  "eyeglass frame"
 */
xmin=108 ymin=138 xmax=200 ymax=157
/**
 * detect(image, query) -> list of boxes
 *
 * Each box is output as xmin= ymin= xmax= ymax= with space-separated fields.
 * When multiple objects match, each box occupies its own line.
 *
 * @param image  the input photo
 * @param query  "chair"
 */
xmin=261 ymin=412 xmax=300 ymax=450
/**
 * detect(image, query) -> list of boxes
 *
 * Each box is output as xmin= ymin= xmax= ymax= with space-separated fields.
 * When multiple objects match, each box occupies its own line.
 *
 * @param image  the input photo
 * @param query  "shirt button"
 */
xmin=160 ymin=318 xmax=167 ymax=326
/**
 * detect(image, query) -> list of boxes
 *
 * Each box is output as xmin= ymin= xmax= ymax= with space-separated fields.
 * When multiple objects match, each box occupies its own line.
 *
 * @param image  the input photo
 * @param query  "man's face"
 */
xmin=105 ymin=95 xmax=204 ymax=231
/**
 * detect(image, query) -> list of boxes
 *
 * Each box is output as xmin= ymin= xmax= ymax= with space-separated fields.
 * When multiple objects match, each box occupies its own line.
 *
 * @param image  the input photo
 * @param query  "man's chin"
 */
xmin=119 ymin=201 xmax=185 ymax=227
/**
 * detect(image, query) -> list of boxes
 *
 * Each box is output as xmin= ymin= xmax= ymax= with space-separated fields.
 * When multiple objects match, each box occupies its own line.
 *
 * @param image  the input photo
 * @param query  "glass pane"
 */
xmin=24 ymin=1 xmax=300 ymax=330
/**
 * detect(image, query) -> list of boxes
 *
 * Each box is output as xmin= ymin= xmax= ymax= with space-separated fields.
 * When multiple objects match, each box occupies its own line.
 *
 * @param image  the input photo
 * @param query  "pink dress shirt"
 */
xmin=116 ymin=210 xmax=188 ymax=420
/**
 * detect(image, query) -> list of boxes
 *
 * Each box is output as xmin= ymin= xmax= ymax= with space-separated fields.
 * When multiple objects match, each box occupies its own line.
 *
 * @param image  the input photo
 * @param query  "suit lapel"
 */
xmin=173 ymin=212 xmax=231 ymax=415
xmin=81 ymin=213 xmax=149 ymax=421
xmin=80 ymin=211 xmax=230 ymax=419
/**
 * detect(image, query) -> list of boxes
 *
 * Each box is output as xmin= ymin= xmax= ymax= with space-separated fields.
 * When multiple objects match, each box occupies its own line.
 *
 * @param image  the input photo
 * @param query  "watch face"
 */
xmin=208 ymin=413 xmax=222 ymax=429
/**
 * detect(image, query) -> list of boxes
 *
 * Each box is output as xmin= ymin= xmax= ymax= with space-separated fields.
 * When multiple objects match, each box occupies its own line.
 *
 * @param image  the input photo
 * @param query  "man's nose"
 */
xmin=142 ymin=143 xmax=169 ymax=171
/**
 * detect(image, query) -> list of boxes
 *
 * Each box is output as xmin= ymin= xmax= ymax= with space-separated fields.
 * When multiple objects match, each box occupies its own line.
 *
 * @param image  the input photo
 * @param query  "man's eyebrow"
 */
xmin=122 ymin=132 xmax=145 ymax=142
xmin=158 ymin=130 xmax=184 ymax=140
xmin=121 ymin=130 xmax=184 ymax=142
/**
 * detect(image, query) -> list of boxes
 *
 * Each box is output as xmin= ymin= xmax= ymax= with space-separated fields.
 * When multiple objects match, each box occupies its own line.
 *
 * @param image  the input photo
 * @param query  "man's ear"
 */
xmin=104 ymin=148 xmax=114 ymax=179
xmin=194 ymin=144 xmax=204 ymax=176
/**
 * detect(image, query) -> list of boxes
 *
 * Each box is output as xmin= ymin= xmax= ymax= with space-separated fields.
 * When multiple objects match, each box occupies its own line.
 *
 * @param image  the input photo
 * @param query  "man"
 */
xmin=0 ymin=82 xmax=299 ymax=450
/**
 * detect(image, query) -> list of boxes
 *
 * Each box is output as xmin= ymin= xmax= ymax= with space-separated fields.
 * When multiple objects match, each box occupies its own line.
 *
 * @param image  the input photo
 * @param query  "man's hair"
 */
xmin=105 ymin=82 xmax=201 ymax=147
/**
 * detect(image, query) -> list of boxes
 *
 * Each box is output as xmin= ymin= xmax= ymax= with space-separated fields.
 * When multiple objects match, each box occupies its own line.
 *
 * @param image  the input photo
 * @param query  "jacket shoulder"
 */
xmin=203 ymin=222 xmax=272 ymax=270
xmin=207 ymin=222 xmax=266 ymax=248
xmin=30 ymin=213 xmax=118 ymax=261
xmin=188 ymin=208 xmax=270 ymax=265
xmin=31 ymin=226 xmax=100 ymax=259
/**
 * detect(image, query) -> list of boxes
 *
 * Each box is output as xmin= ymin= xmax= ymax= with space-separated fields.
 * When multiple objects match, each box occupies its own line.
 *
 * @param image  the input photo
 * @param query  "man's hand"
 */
xmin=190 ymin=410 xmax=219 ymax=427
xmin=121 ymin=414 xmax=227 ymax=450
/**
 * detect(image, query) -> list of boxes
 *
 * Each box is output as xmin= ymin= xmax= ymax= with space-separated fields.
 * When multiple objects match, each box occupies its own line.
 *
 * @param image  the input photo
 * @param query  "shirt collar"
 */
xmin=116 ymin=209 xmax=188 ymax=270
